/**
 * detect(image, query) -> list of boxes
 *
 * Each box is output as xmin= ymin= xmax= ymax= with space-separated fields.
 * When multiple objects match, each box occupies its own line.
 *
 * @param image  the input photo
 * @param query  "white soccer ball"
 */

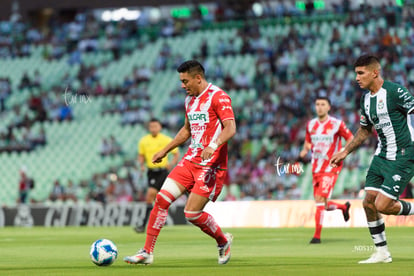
xmin=90 ymin=239 xmax=118 ymax=266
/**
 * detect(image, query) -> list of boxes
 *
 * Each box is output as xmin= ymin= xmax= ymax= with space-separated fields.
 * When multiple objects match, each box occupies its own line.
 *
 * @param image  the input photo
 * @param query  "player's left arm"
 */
xmin=339 ymin=121 xmax=354 ymax=149
xmin=201 ymin=92 xmax=236 ymax=161
xmin=201 ymin=119 xmax=236 ymax=161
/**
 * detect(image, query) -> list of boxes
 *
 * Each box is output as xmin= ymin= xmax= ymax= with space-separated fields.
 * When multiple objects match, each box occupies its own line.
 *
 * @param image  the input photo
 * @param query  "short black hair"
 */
xmin=177 ymin=60 xmax=205 ymax=77
xmin=354 ymin=54 xmax=380 ymax=68
xmin=149 ymin=118 xmax=161 ymax=125
xmin=315 ymin=96 xmax=331 ymax=106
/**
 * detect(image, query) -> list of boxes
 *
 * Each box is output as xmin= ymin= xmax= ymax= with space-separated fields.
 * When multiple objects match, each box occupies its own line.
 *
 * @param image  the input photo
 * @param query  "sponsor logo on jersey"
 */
xmin=191 ymin=124 xmax=207 ymax=132
xmin=219 ymin=98 xmax=230 ymax=103
xmin=392 ymin=174 xmax=401 ymax=182
xmin=188 ymin=112 xmax=209 ymax=123
xmin=199 ymin=185 xmax=210 ymax=192
xmin=221 ymin=105 xmax=232 ymax=111
xmin=311 ymin=135 xmax=334 ymax=143
xmin=374 ymin=121 xmax=391 ymax=129
xmin=377 ymin=112 xmax=389 ymax=118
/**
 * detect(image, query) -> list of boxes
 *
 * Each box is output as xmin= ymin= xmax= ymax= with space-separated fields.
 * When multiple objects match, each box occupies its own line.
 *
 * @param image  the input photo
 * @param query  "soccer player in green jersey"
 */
xmin=331 ymin=55 xmax=414 ymax=264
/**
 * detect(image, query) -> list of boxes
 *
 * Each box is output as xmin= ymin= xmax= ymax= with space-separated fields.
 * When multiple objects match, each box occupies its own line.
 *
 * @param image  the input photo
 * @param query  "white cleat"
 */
xmin=218 ymin=233 xmax=233 ymax=265
xmin=124 ymin=248 xmax=154 ymax=265
xmin=358 ymin=249 xmax=392 ymax=264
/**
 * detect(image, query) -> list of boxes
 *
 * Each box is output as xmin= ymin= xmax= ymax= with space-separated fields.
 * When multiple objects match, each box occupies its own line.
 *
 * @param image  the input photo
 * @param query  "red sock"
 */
xmin=327 ymin=201 xmax=346 ymax=211
xmin=314 ymin=205 xmax=325 ymax=239
xmin=185 ymin=211 xmax=228 ymax=246
xmin=144 ymin=190 xmax=175 ymax=253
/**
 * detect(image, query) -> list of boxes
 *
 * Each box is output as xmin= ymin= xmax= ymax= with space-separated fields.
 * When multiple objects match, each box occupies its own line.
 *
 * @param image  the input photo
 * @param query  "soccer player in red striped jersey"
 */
xmin=300 ymin=96 xmax=354 ymax=243
xmin=124 ymin=60 xmax=236 ymax=265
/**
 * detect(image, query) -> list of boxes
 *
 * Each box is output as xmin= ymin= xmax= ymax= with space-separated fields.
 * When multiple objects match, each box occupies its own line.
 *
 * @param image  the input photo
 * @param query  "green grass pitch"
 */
xmin=2 ymin=225 xmax=414 ymax=275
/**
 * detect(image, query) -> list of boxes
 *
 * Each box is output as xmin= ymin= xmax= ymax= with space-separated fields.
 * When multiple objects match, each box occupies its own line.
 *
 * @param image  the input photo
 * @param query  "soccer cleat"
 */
xmin=343 ymin=201 xmax=351 ymax=222
xmin=358 ymin=249 xmax=392 ymax=264
xmin=218 ymin=233 xmax=233 ymax=265
xmin=309 ymin=237 xmax=321 ymax=244
xmin=124 ymin=248 xmax=154 ymax=265
xmin=134 ymin=225 xmax=145 ymax=233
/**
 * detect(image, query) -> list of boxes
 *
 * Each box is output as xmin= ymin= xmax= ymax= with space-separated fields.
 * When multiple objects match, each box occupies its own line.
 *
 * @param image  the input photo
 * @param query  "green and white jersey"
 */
xmin=360 ymin=80 xmax=414 ymax=160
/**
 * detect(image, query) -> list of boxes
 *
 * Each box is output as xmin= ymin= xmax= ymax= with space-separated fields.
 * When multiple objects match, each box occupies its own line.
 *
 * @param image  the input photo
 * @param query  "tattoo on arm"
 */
xmin=344 ymin=126 xmax=371 ymax=154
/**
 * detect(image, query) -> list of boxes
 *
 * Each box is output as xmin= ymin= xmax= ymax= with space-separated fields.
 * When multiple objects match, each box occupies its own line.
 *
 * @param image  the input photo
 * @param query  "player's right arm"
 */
xmin=300 ymin=122 xmax=312 ymax=159
xmin=331 ymin=95 xmax=373 ymax=167
xmin=330 ymin=124 xmax=372 ymax=167
xmin=300 ymin=140 xmax=312 ymax=159
xmin=152 ymin=117 xmax=191 ymax=163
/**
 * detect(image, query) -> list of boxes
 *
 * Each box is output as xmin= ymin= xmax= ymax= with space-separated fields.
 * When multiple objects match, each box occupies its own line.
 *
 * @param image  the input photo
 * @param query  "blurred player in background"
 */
xmin=134 ymin=118 xmax=180 ymax=233
xmin=331 ymin=55 xmax=414 ymax=264
xmin=300 ymin=96 xmax=353 ymax=244
xmin=124 ymin=60 xmax=236 ymax=265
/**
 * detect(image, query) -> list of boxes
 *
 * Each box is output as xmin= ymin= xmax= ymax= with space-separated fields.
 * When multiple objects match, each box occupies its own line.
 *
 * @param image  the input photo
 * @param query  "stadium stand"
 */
xmin=0 ymin=1 xmax=413 ymax=206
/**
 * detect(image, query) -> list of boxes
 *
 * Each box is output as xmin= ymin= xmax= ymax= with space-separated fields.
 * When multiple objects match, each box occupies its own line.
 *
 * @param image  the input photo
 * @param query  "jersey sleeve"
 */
xmin=338 ymin=120 xmax=353 ymax=140
xmin=359 ymin=95 xmax=372 ymax=127
xmin=213 ymin=92 xmax=235 ymax=122
xmin=395 ymin=85 xmax=414 ymax=114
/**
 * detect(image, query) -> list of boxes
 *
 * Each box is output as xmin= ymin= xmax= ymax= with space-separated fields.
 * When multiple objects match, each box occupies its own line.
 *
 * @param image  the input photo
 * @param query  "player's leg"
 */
xmin=134 ymin=187 xmax=158 ymax=233
xmin=135 ymin=170 xmax=167 ymax=233
xmin=325 ymin=174 xmax=351 ymax=221
xmin=184 ymin=167 xmax=232 ymax=264
xmin=311 ymin=193 xmax=325 ymax=244
xmin=374 ymin=158 xmax=414 ymax=216
xmin=124 ymin=177 xmax=186 ymax=264
xmin=311 ymin=174 xmax=338 ymax=243
xmin=359 ymin=156 xmax=391 ymax=264
xmin=184 ymin=192 xmax=228 ymax=245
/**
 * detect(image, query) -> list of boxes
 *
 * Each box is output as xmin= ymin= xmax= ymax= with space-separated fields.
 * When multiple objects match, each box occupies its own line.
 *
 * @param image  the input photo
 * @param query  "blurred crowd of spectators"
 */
xmin=99 ymin=135 xmax=123 ymax=157
xmin=45 ymin=162 xmax=145 ymax=204
xmin=3 ymin=1 xmax=414 ymax=203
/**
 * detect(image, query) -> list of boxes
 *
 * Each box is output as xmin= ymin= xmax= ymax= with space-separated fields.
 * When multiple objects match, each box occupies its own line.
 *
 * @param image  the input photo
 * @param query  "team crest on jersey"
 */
xmin=392 ymin=174 xmax=401 ymax=182
xmin=378 ymin=99 xmax=384 ymax=109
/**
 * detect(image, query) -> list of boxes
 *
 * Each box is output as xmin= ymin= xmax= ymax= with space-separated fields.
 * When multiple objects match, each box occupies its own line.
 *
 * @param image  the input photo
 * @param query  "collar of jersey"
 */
xmin=317 ymin=115 xmax=331 ymax=124
xmin=369 ymin=87 xmax=385 ymax=97
xmin=195 ymin=83 xmax=212 ymax=98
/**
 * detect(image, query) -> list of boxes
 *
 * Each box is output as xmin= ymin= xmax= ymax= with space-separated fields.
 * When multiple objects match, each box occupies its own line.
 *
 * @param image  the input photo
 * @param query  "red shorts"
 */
xmin=312 ymin=173 xmax=339 ymax=199
xmin=168 ymin=159 xmax=226 ymax=202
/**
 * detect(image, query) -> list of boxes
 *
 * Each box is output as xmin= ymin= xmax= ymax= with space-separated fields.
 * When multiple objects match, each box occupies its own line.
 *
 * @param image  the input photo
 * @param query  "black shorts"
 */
xmin=147 ymin=168 xmax=169 ymax=191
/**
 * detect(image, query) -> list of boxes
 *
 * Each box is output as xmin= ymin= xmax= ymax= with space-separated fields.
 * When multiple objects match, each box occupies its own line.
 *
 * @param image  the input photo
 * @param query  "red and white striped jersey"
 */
xmin=305 ymin=116 xmax=352 ymax=174
xmin=183 ymin=83 xmax=234 ymax=169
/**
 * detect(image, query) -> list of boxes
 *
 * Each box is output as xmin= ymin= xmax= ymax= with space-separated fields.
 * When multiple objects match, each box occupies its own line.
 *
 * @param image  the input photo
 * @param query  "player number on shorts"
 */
xmin=198 ymin=169 xmax=216 ymax=184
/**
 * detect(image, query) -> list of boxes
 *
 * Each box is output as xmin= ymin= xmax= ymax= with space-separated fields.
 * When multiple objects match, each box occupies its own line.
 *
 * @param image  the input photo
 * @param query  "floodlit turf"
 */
xmin=1 ymin=225 xmax=414 ymax=275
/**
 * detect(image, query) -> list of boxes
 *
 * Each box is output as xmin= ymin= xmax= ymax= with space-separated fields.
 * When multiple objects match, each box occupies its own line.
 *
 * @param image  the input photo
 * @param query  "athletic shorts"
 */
xmin=312 ymin=173 xmax=339 ymax=199
xmin=365 ymin=155 xmax=414 ymax=200
xmin=168 ymin=159 xmax=226 ymax=202
xmin=147 ymin=168 xmax=169 ymax=191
